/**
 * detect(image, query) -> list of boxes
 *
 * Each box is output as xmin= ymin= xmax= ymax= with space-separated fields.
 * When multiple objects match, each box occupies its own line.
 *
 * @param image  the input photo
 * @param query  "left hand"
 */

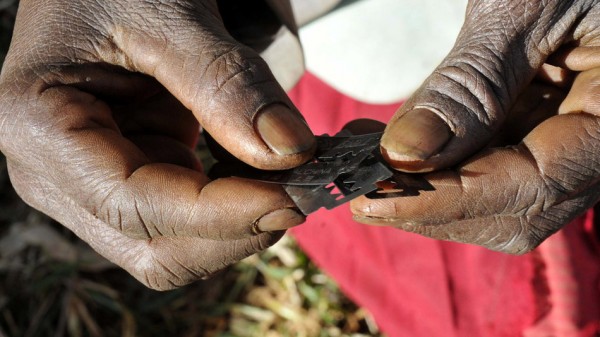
xmin=352 ymin=0 xmax=600 ymax=254
xmin=0 ymin=0 xmax=312 ymax=290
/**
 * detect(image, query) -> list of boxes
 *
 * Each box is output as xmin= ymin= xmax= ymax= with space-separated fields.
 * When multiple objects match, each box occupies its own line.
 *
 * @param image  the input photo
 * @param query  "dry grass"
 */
xmin=0 ymin=2 xmax=382 ymax=336
xmin=0 ymin=211 xmax=381 ymax=336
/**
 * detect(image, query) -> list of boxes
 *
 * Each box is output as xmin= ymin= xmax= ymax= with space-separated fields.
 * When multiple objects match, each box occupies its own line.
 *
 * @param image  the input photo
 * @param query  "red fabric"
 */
xmin=288 ymin=72 xmax=600 ymax=337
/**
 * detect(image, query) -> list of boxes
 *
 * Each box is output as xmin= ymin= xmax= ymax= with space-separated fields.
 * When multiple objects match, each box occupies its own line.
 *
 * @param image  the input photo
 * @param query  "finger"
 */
xmin=353 ymin=148 xmax=545 ymax=253
xmin=189 ymin=0 xmax=305 ymax=91
xmin=549 ymin=46 xmax=600 ymax=72
xmin=116 ymin=232 xmax=284 ymax=290
xmin=353 ymin=112 xmax=600 ymax=254
xmin=341 ymin=119 xmax=386 ymax=135
xmin=100 ymin=165 xmax=304 ymax=240
xmin=490 ymin=82 xmax=566 ymax=146
xmin=2 ymin=0 xmax=313 ymax=169
xmin=108 ymin=1 xmax=315 ymax=170
xmin=7 ymin=164 xmax=283 ymax=290
xmin=7 ymin=86 xmax=304 ymax=241
xmin=559 ymin=67 xmax=600 ymax=116
xmin=380 ymin=1 xmax=586 ymax=172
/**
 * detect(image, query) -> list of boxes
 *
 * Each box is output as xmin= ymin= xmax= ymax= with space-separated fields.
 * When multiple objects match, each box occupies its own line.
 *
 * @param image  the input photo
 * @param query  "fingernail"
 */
xmin=255 ymin=104 xmax=315 ymax=156
xmin=254 ymin=208 xmax=305 ymax=233
xmin=381 ymin=108 xmax=452 ymax=162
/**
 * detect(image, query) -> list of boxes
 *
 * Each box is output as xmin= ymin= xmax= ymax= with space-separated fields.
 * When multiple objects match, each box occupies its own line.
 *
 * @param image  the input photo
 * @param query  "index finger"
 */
xmin=353 ymin=113 xmax=600 ymax=254
xmin=107 ymin=0 xmax=316 ymax=169
xmin=6 ymin=85 xmax=304 ymax=241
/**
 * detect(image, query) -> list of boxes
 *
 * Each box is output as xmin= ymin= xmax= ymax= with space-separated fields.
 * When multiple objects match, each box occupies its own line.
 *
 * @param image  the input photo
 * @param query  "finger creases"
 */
xmin=96 ymin=166 xmax=302 ymax=241
xmin=9 ymin=161 xmax=284 ymax=290
xmin=123 ymin=231 xmax=284 ymax=290
xmin=352 ymin=148 xmax=547 ymax=227
xmin=20 ymin=86 xmax=302 ymax=242
xmin=108 ymin=17 xmax=315 ymax=170
xmin=353 ymin=113 xmax=600 ymax=254
xmin=379 ymin=1 xmax=589 ymax=173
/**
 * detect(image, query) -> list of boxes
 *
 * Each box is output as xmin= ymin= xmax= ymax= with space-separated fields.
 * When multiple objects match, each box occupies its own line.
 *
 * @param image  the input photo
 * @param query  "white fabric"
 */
xmin=291 ymin=0 xmax=343 ymax=26
xmin=298 ymin=0 xmax=468 ymax=103
xmin=260 ymin=26 xmax=305 ymax=92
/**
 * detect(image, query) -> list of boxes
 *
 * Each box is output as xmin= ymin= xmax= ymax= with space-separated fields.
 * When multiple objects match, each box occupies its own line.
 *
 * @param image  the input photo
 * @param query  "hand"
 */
xmin=352 ymin=0 xmax=600 ymax=254
xmin=0 ymin=0 xmax=315 ymax=290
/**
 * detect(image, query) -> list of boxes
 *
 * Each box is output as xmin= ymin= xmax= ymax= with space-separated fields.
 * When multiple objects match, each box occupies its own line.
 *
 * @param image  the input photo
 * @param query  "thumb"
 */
xmin=109 ymin=1 xmax=315 ymax=170
xmin=381 ymin=1 xmax=579 ymax=172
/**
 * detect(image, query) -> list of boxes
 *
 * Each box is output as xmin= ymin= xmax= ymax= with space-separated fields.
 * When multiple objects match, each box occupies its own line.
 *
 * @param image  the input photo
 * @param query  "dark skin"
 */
xmin=0 ymin=0 xmax=315 ymax=290
xmin=352 ymin=0 xmax=600 ymax=254
xmin=1 ymin=0 xmax=600 ymax=290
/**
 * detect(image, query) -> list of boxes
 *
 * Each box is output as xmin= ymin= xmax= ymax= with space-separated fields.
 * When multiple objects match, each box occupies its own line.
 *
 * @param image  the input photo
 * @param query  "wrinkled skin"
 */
xmin=4 ymin=0 xmax=600 ymax=291
xmin=0 ymin=0 xmax=316 ymax=290
xmin=353 ymin=0 xmax=600 ymax=254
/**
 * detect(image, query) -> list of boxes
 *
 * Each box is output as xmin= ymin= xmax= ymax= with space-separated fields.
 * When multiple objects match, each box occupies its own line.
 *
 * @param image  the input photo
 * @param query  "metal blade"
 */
xmin=215 ymin=131 xmax=434 ymax=215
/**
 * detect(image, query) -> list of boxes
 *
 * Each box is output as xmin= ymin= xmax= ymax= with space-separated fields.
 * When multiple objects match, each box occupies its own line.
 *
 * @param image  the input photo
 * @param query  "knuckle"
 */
xmin=507 ymin=180 xmax=554 ymax=217
xmin=541 ymin=162 xmax=584 ymax=199
xmin=201 ymin=44 xmax=274 ymax=97
xmin=418 ymin=64 xmax=505 ymax=151
xmin=528 ymin=116 xmax=600 ymax=207
xmin=493 ymin=214 xmax=561 ymax=255
xmin=538 ymin=147 xmax=600 ymax=204
xmin=448 ymin=215 xmax=542 ymax=255
xmin=495 ymin=233 xmax=542 ymax=255
xmin=517 ymin=143 xmax=588 ymax=212
xmin=431 ymin=60 xmax=504 ymax=128
xmin=130 ymin=244 xmax=205 ymax=291
xmin=97 ymin=187 xmax=158 ymax=239
xmin=125 ymin=0 xmax=218 ymax=25
xmin=138 ymin=271 xmax=179 ymax=291
xmin=494 ymin=232 xmax=542 ymax=255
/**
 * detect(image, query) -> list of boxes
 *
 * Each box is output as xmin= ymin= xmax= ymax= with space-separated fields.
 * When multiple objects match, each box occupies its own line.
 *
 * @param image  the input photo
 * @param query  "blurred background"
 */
xmin=0 ymin=1 xmax=383 ymax=336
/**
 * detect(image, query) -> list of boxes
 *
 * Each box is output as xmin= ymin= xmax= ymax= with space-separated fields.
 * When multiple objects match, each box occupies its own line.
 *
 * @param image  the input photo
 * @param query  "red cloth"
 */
xmin=288 ymin=72 xmax=600 ymax=337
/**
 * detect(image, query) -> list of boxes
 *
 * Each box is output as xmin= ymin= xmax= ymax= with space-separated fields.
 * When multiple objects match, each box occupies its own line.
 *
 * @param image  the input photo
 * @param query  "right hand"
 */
xmin=0 ymin=0 xmax=314 ymax=290
xmin=352 ymin=0 xmax=600 ymax=254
